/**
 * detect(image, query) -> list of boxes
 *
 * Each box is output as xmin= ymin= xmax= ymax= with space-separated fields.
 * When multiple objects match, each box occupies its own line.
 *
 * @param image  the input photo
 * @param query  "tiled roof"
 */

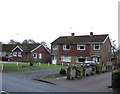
xmin=2 ymin=44 xmax=40 ymax=52
xmin=51 ymin=34 xmax=109 ymax=44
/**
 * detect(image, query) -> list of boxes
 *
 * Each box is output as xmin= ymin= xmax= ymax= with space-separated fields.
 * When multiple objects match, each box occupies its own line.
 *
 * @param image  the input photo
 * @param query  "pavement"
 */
xmin=45 ymin=72 xmax=113 ymax=92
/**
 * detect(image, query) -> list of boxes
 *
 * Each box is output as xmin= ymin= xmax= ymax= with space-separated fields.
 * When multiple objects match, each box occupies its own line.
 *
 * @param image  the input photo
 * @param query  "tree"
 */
xmin=40 ymin=41 xmax=48 ymax=47
xmin=9 ymin=39 xmax=16 ymax=44
xmin=22 ymin=39 xmax=36 ymax=44
xmin=111 ymin=39 xmax=117 ymax=57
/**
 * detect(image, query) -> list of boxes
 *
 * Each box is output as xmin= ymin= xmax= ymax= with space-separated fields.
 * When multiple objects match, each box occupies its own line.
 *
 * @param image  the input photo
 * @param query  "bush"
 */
xmin=29 ymin=62 xmax=33 ymax=66
xmin=75 ymin=65 xmax=82 ymax=78
xmin=112 ymin=69 xmax=120 ymax=89
xmin=59 ymin=68 xmax=66 ymax=75
xmin=95 ymin=65 xmax=101 ymax=74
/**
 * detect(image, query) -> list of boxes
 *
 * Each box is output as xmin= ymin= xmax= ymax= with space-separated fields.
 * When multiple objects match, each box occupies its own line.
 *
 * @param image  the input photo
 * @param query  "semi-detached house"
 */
xmin=51 ymin=32 xmax=113 ymax=65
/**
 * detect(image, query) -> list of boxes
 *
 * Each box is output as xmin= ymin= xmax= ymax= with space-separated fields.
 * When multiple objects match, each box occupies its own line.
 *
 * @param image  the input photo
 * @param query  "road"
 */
xmin=2 ymin=72 xmax=80 ymax=92
xmin=1 ymin=67 xmax=113 ymax=92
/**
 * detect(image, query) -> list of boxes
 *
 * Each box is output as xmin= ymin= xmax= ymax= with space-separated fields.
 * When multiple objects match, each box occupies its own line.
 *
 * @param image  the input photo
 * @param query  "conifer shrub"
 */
xmin=59 ymin=68 xmax=66 ymax=75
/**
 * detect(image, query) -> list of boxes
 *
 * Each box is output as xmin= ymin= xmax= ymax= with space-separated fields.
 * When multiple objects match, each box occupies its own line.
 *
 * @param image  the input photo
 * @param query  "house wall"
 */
xmin=22 ymin=52 xmax=30 ymax=62
xmin=91 ymin=38 xmax=112 ymax=63
xmin=51 ymin=37 xmax=112 ymax=65
xmin=12 ymin=48 xmax=23 ymax=62
xmin=59 ymin=44 xmax=91 ymax=56
xmin=31 ymin=45 xmax=51 ymax=63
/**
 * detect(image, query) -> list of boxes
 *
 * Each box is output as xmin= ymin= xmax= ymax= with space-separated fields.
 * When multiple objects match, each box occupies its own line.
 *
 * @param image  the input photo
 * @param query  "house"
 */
xmin=1 ymin=44 xmax=51 ymax=63
xmin=51 ymin=32 xmax=112 ymax=65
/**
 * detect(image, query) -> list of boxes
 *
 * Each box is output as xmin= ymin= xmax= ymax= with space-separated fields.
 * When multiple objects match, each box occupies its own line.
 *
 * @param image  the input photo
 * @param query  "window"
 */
xmin=77 ymin=44 xmax=86 ymax=50
xmin=18 ymin=52 xmax=22 ymax=57
xmin=13 ymin=52 xmax=17 ymax=57
xmin=76 ymin=57 xmax=85 ymax=63
xmin=61 ymin=56 xmax=71 ymax=62
xmin=52 ymin=45 xmax=58 ymax=50
xmin=93 ymin=44 xmax=100 ymax=50
xmin=39 ymin=53 xmax=42 ymax=59
xmin=63 ymin=45 xmax=70 ymax=50
xmin=33 ymin=53 xmax=37 ymax=58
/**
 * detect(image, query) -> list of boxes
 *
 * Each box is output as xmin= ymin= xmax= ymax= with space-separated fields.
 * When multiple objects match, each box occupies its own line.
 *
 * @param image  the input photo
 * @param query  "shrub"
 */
xmin=95 ymin=65 xmax=101 ymax=74
xmin=75 ymin=65 xmax=82 ymax=78
xmin=29 ymin=62 xmax=33 ymax=66
xmin=112 ymin=69 xmax=120 ymax=89
xmin=59 ymin=68 xmax=66 ymax=75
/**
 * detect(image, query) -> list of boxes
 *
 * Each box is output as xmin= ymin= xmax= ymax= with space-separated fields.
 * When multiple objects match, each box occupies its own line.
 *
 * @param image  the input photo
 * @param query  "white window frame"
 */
xmin=63 ymin=44 xmax=70 ymax=50
xmin=61 ymin=56 xmax=71 ymax=62
xmin=39 ymin=53 xmax=42 ymax=59
xmin=93 ymin=44 xmax=100 ymax=50
xmin=77 ymin=44 xmax=86 ymax=50
xmin=18 ymin=52 xmax=22 ymax=57
xmin=13 ymin=52 xmax=17 ymax=57
xmin=76 ymin=57 xmax=86 ymax=63
xmin=52 ymin=45 xmax=58 ymax=50
xmin=33 ymin=53 xmax=37 ymax=59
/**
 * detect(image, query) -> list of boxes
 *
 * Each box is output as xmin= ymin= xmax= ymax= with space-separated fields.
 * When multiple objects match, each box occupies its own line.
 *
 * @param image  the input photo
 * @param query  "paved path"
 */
xmin=48 ymin=72 xmax=113 ymax=92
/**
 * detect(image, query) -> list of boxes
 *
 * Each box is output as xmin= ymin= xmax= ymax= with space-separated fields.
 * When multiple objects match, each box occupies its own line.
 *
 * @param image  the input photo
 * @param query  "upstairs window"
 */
xmin=63 ymin=44 xmax=70 ymax=50
xmin=93 ymin=44 xmax=100 ymax=50
xmin=77 ymin=44 xmax=86 ymax=50
xmin=52 ymin=45 xmax=58 ymax=50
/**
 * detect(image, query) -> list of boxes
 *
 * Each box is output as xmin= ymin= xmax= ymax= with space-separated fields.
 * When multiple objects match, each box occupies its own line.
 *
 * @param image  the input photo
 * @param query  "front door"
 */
xmin=52 ymin=55 xmax=57 ymax=64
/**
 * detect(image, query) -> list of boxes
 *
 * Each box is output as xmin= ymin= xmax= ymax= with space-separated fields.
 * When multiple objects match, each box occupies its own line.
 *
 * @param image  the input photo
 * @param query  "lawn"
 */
xmin=1 ymin=62 xmax=68 ymax=72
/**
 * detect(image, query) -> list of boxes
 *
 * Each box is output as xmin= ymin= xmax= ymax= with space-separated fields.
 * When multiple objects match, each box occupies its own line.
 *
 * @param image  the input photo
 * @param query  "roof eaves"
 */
xmin=12 ymin=46 xmax=23 ymax=52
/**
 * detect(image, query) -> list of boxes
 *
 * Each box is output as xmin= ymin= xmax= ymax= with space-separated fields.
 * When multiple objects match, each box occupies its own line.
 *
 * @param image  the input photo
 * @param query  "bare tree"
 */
xmin=111 ymin=39 xmax=117 ymax=57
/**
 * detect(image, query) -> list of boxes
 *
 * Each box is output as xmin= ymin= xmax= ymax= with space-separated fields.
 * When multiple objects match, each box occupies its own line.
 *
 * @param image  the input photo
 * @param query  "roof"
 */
xmin=51 ymin=34 xmax=109 ymax=44
xmin=2 ymin=44 xmax=40 ymax=52
xmin=2 ymin=44 xmax=51 ymax=54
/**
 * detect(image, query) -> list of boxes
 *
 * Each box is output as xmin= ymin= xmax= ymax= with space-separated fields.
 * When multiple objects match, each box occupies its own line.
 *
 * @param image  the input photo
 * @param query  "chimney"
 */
xmin=71 ymin=33 xmax=75 ymax=36
xmin=90 ymin=32 xmax=93 ymax=36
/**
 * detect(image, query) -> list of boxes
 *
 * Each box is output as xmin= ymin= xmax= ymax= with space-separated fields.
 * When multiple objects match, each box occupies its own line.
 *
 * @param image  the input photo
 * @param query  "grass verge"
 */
xmin=1 ymin=62 xmax=68 ymax=72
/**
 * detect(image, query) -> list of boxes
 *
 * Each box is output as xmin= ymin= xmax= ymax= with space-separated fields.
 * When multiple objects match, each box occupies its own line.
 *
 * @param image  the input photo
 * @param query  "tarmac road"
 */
xmin=2 ymin=72 xmax=80 ymax=92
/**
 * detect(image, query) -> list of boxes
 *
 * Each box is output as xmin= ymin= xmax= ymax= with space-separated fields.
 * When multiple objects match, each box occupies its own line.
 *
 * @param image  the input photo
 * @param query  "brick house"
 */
xmin=51 ymin=32 xmax=112 ymax=65
xmin=1 ymin=44 xmax=51 ymax=63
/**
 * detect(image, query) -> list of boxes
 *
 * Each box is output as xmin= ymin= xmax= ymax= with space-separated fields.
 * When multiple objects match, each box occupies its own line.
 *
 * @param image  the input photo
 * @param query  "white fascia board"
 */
xmin=12 ymin=46 xmax=23 ymax=52
xmin=103 ymin=35 xmax=109 ymax=44
xmin=31 ymin=45 xmax=42 ymax=53
xmin=31 ymin=44 xmax=51 ymax=54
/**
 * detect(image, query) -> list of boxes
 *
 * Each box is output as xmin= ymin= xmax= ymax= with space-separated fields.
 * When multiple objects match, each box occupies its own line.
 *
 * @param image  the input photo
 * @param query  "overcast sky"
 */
xmin=0 ymin=0 xmax=119 ymax=47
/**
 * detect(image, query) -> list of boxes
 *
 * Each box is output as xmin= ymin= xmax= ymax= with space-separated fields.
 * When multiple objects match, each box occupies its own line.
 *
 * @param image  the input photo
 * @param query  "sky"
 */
xmin=0 ymin=0 xmax=119 ymax=47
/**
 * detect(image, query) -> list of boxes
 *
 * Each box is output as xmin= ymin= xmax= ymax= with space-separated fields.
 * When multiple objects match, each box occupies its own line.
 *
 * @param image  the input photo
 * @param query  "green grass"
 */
xmin=1 ymin=62 xmax=68 ymax=72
